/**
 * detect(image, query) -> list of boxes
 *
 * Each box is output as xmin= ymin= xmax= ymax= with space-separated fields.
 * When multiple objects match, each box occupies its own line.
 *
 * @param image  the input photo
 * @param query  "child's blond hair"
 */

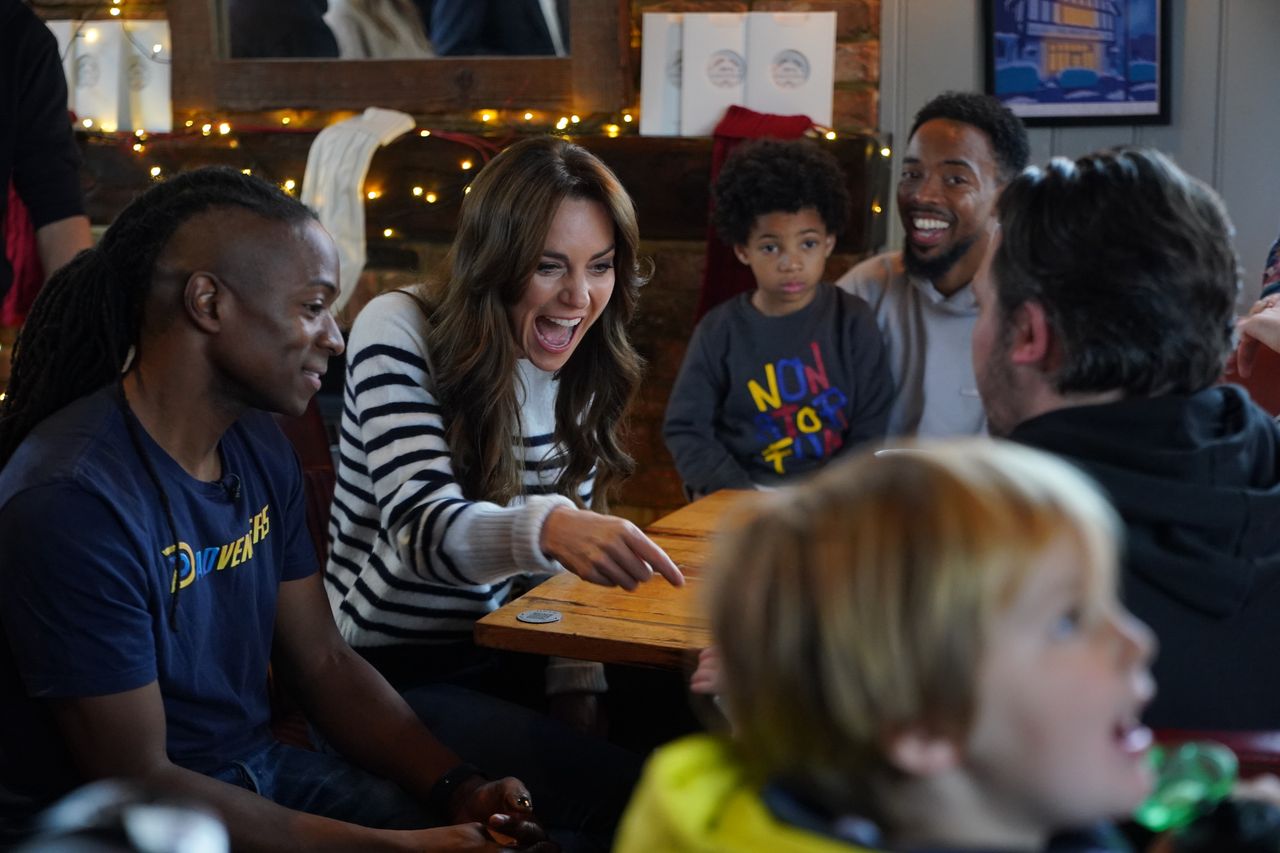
xmin=709 ymin=439 xmax=1121 ymax=815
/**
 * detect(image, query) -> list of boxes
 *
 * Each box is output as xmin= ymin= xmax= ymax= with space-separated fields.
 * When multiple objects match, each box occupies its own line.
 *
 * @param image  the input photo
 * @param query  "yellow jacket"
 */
xmin=614 ymin=735 xmax=875 ymax=853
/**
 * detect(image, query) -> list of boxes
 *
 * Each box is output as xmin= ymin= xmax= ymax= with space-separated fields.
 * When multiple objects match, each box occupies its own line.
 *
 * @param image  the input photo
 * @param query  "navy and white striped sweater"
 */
xmin=325 ymin=292 xmax=603 ymax=692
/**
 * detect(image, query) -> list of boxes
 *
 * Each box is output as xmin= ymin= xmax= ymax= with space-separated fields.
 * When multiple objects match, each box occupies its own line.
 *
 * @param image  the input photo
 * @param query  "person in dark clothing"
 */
xmin=0 ymin=0 xmax=91 ymax=302
xmin=0 ymin=168 xmax=553 ymax=850
xmin=971 ymin=146 xmax=1280 ymax=730
xmin=226 ymin=0 xmax=338 ymax=58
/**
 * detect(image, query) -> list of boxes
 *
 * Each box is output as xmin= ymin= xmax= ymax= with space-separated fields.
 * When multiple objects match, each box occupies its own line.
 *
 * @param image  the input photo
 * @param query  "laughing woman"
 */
xmin=327 ymin=135 xmax=681 ymax=735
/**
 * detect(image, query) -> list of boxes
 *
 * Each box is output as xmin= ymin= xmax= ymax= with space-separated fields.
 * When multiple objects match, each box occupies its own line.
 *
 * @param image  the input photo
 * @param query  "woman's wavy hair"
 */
xmin=416 ymin=136 xmax=646 ymax=507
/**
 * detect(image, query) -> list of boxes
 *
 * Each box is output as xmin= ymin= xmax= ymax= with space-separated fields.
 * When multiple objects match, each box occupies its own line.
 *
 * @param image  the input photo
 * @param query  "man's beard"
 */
xmin=903 ymin=236 xmax=976 ymax=283
xmin=976 ymin=330 xmax=1022 ymax=438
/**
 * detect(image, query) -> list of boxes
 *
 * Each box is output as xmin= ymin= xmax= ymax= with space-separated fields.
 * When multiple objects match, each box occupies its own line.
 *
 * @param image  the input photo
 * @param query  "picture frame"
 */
xmin=984 ymin=0 xmax=1170 ymax=126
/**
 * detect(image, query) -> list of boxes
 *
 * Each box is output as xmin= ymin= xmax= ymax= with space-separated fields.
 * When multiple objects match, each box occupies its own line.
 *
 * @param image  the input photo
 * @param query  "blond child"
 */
xmin=617 ymin=440 xmax=1156 ymax=852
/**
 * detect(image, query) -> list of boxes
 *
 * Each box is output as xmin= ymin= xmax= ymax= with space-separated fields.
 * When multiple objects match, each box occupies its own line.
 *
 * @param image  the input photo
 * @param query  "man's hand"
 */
xmin=445 ymin=778 xmax=558 ymax=850
xmin=541 ymin=507 xmax=684 ymax=590
xmin=406 ymin=819 xmax=558 ymax=851
xmin=481 ymin=814 xmax=560 ymax=851
xmin=451 ymin=776 xmax=537 ymax=825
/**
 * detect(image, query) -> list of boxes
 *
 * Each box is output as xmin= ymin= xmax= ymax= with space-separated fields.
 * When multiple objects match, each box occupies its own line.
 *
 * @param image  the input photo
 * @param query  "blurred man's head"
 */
xmin=972 ymin=148 xmax=1241 ymax=436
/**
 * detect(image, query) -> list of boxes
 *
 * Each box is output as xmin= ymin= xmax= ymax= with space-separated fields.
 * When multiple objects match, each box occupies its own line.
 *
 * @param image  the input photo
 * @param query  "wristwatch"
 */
xmin=427 ymin=762 xmax=485 ymax=817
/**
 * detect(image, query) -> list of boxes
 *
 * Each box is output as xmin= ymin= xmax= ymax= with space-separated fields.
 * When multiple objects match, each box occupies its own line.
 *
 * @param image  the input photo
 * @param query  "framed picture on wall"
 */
xmin=984 ymin=0 xmax=1170 ymax=126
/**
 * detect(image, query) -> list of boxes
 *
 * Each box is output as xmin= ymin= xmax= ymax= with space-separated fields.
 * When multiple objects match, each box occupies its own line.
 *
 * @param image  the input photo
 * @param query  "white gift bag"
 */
xmin=679 ymin=13 xmax=746 ymax=137
xmin=745 ymin=12 xmax=835 ymax=126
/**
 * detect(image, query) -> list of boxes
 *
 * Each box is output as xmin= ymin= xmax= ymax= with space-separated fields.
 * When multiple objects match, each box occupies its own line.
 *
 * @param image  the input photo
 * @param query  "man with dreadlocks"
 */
xmin=0 ymin=167 xmax=555 ymax=851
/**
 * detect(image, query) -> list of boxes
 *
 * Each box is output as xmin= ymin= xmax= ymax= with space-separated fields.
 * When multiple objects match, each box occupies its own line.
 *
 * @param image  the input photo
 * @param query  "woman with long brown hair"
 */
xmin=326 ymin=136 xmax=680 ymax=748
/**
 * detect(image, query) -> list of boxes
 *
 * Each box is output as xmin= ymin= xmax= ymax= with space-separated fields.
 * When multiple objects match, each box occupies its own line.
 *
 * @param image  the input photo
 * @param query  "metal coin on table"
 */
xmin=516 ymin=609 xmax=563 ymax=624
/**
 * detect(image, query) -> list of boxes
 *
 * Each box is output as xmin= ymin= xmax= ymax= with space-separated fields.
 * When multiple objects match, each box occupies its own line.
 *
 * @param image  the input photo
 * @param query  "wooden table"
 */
xmin=474 ymin=490 xmax=755 ymax=669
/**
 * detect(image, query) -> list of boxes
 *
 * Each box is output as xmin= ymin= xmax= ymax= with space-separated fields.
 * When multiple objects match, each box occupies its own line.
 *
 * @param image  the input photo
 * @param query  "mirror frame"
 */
xmin=169 ymin=0 xmax=633 ymax=118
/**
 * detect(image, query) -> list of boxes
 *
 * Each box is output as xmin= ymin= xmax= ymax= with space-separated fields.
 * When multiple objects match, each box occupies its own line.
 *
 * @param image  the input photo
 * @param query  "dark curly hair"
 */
xmin=911 ymin=91 xmax=1030 ymax=182
xmin=712 ymin=139 xmax=851 ymax=246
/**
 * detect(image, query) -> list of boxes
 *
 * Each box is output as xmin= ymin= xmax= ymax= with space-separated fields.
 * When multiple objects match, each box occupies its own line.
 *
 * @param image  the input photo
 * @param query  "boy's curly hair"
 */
xmin=712 ymin=138 xmax=851 ymax=246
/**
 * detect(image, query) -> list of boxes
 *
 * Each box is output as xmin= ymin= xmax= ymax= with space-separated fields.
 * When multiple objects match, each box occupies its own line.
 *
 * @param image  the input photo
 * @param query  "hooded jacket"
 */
xmin=1010 ymin=386 xmax=1280 ymax=729
xmin=615 ymin=736 xmax=1126 ymax=853
xmin=614 ymin=735 xmax=877 ymax=853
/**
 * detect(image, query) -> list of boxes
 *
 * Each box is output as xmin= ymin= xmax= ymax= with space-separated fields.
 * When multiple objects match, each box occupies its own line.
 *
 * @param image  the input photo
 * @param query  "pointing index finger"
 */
xmin=624 ymin=529 xmax=685 ymax=587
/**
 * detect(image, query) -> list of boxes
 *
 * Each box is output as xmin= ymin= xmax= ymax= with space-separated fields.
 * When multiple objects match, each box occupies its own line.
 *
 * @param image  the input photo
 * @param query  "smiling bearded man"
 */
xmin=837 ymin=91 xmax=1028 ymax=439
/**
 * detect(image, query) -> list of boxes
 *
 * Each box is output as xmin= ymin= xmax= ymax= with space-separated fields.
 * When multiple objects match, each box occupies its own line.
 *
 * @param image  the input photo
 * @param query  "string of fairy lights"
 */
xmin=108 ymin=113 xmax=863 ymax=239
xmin=112 ymin=110 xmax=652 ymax=239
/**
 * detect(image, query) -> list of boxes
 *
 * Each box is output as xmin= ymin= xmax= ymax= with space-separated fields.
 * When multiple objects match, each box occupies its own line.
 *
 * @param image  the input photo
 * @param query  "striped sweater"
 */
xmin=325 ymin=291 xmax=603 ymax=691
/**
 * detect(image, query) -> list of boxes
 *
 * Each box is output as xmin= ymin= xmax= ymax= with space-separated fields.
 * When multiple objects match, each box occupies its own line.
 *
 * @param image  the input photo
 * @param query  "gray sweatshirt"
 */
xmin=663 ymin=283 xmax=892 ymax=496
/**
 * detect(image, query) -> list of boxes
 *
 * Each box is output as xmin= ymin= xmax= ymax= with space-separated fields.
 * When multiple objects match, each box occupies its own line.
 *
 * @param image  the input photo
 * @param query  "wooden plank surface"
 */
xmin=644 ymin=488 xmax=755 ymax=539
xmin=474 ymin=490 xmax=758 ymax=669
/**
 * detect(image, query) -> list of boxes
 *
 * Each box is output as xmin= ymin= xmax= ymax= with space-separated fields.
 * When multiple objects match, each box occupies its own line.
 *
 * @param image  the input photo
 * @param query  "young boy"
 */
xmin=663 ymin=139 xmax=893 ymax=497
xmin=618 ymin=440 xmax=1157 ymax=852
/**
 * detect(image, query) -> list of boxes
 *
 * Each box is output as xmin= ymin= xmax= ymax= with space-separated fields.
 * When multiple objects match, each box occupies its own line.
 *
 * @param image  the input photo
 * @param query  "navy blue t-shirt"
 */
xmin=0 ymin=386 xmax=315 ymax=834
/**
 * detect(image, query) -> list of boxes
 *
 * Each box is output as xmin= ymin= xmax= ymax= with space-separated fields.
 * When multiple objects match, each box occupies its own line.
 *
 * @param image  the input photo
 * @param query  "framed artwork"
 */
xmin=984 ymin=0 xmax=1170 ymax=126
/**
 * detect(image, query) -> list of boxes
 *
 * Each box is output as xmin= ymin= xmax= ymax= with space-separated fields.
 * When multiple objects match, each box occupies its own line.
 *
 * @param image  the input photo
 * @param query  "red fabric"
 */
xmin=693 ymin=106 xmax=817 ymax=323
xmin=1155 ymin=728 xmax=1280 ymax=779
xmin=3 ymin=182 xmax=45 ymax=326
xmin=273 ymin=398 xmax=336 ymax=566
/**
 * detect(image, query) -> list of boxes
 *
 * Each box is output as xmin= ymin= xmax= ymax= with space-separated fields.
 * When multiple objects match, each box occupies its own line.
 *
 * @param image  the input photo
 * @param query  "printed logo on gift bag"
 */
xmin=770 ymin=49 xmax=810 ymax=89
xmin=706 ymin=49 xmax=746 ymax=88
